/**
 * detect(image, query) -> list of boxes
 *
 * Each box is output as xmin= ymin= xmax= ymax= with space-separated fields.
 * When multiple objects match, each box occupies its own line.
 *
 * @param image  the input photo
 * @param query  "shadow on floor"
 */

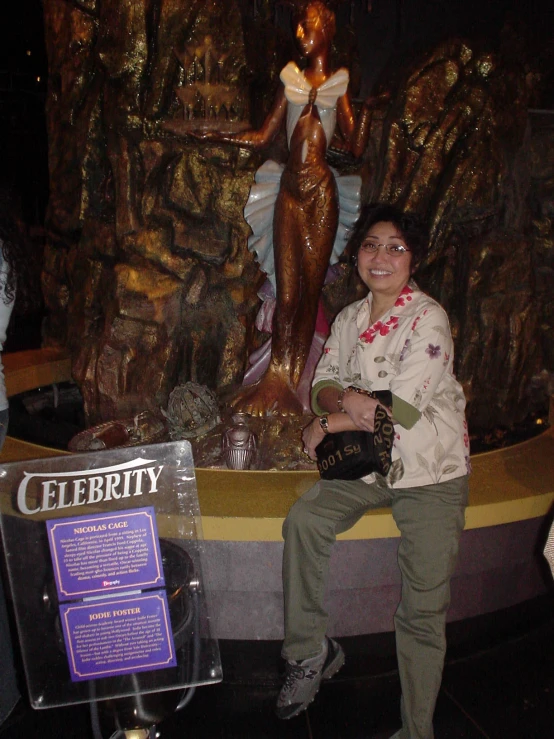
xmin=1 ymin=597 xmax=553 ymax=739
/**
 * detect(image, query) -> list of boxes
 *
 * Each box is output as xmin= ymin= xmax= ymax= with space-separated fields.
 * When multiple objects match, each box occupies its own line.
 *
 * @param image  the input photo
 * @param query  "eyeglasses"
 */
xmin=359 ymin=242 xmax=411 ymax=257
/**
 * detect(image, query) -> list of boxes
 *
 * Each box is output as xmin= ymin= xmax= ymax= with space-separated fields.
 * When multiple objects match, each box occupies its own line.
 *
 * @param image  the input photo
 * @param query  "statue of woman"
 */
xmin=193 ymin=0 xmax=384 ymax=415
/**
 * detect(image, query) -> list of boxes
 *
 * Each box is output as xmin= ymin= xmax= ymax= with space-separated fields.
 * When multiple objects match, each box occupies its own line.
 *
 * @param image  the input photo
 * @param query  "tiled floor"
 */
xmin=1 ymin=597 xmax=553 ymax=739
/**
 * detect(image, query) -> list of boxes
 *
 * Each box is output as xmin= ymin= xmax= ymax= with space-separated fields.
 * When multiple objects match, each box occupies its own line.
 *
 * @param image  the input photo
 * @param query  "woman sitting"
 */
xmin=277 ymin=203 xmax=470 ymax=739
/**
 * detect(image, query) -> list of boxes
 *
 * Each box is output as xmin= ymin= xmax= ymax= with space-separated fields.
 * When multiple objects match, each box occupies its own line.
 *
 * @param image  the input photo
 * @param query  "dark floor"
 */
xmin=1 ymin=596 xmax=553 ymax=739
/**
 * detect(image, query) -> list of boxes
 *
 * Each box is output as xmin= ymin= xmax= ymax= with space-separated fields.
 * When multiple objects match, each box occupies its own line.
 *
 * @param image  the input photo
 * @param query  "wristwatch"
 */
xmin=319 ymin=415 xmax=330 ymax=434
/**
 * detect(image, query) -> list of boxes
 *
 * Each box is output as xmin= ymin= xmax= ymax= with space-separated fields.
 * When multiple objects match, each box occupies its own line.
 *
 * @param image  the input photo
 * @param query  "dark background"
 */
xmin=1 ymin=0 xmax=552 ymax=227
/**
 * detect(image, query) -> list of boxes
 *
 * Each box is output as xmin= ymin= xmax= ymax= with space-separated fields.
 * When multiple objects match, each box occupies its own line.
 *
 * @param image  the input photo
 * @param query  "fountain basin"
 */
xmin=1 ymin=349 xmax=552 ymax=639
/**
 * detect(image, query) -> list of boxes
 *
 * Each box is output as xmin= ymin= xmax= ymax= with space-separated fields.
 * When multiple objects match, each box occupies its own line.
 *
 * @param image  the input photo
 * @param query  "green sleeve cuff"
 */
xmin=311 ymin=384 xmax=421 ymax=427
xmin=311 ymin=380 xmax=343 ymax=416
xmin=391 ymin=393 xmax=421 ymax=429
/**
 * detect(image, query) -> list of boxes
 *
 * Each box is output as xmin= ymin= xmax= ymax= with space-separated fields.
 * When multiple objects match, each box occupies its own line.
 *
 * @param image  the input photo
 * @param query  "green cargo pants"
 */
xmin=282 ymin=474 xmax=469 ymax=739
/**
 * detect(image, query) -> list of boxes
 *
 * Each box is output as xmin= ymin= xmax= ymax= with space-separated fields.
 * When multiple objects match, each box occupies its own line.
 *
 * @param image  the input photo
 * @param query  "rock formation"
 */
xmin=42 ymin=1 xmax=554 ymax=432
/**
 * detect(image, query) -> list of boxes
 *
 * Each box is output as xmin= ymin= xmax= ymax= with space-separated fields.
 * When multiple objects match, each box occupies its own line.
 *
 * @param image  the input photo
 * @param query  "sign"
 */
xmin=47 ymin=508 xmax=164 ymax=599
xmin=60 ymin=593 xmax=175 ymax=681
xmin=46 ymin=507 xmax=176 ymax=681
xmin=16 ymin=457 xmax=164 ymax=516
xmin=0 ymin=442 xmax=222 ymax=709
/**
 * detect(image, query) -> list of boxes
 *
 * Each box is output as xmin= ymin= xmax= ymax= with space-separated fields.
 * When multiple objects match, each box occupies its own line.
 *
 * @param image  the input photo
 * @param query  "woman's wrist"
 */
xmin=339 ymin=385 xmax=369 ymax=412
xmin=340 ymin=389 xmax=358 ymax=415
xmin=337 ymin=387 xmax=349 ymax=412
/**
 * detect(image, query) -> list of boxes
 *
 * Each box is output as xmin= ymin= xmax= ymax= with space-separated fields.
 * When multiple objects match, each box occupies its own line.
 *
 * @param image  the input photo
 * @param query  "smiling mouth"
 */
xmin=369 ymin=270 xmax=392 ymax=276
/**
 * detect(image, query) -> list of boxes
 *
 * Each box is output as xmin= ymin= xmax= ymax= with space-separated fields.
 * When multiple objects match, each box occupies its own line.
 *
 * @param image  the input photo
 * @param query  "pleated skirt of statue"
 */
xmin=242 ymin=159 xmax=361 ymax=411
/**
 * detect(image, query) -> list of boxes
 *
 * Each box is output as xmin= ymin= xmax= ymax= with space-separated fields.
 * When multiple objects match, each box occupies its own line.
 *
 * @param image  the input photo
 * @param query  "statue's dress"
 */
xmin=244 ymin=62 xmax=361 ymax=290
xmin=243 ymin=63 xmax=361 ymax=409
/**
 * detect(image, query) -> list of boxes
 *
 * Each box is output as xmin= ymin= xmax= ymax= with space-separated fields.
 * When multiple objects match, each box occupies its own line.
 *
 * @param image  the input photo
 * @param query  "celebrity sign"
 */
xmin=0 ymin=442 xmax=222 ymax=708
xmin=16 ymin=457 xmax=164 ymax=515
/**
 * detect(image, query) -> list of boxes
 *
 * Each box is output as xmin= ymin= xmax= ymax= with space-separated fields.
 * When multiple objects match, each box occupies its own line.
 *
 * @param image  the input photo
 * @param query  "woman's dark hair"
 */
xmin=0 ymin=184 xmax=35 ymax=308
xmin=348 ymin=203 xmax=429 ymax=269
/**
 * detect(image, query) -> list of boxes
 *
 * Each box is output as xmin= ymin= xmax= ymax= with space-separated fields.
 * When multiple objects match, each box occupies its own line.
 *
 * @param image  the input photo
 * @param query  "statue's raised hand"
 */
xmin=186 ymin=129 xmax=226 ymax=143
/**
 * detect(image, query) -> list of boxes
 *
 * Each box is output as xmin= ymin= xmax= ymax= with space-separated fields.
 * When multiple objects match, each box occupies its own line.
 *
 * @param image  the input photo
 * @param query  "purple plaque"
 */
xmin=47 ymin=507 xmax=164 ymax=599
xmin=46 ymin=507 xmax=177 ymax=682
xmin=59 ymin=593 xmax=177 ymax=681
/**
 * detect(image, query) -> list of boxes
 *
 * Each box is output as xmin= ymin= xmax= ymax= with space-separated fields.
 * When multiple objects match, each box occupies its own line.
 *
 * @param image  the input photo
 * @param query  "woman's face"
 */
xmin=295 ymin=5 xmax=329 ymax=58
xmin=357 ymin=221 xmax=413 ymax=299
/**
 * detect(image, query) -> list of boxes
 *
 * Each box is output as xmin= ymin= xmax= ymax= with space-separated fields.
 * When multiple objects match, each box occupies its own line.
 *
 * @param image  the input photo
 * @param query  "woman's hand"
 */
xmin=186 ymin=130 xmax=234 ymax=144
xmin=342 ymin=391 xmax=384 ymax=433
xmin=302 ymin=418 xmax=325 ymax=460
xmin=301 ymin=396 xmax=390 ymax=460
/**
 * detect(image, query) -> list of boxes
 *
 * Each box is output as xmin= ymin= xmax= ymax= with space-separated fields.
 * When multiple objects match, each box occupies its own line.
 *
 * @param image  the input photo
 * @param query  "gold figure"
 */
xmin=191 ymin=1 xmax=382 ymax=416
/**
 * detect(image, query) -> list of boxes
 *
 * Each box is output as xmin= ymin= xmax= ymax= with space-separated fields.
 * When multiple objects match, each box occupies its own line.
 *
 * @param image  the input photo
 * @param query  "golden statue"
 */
xmin=191 ymin=0 xmax=382 ymax=416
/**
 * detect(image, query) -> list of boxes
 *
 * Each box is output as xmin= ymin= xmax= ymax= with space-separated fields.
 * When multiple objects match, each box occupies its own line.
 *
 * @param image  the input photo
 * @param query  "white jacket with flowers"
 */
xmin=312 ymin=282 xmax=470 ymax=488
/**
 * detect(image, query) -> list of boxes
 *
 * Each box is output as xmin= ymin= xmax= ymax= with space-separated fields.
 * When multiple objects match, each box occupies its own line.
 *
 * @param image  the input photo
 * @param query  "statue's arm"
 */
xmin=191 ymin=84 xmax=288 ymax=150
xmin=336 ymin=91 xmax=391 ymax=159
xmin=335 ymin=93 xmax=356 ymax=148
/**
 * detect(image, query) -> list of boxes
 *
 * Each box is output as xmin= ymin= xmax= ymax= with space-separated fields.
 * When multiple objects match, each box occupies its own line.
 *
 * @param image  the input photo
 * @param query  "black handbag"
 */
xmin=315 ymin=391 xmax=394 ymax=480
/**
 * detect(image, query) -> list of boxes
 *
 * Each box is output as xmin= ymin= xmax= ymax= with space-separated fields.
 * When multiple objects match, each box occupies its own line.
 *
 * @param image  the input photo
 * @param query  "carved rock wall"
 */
xmin=326 ymin=39 xmax=553 ymax=429
xmin=42 ymin=3 xmax=553 ymax=430
xmin=42 ymin=0 xmax=261 ymax=424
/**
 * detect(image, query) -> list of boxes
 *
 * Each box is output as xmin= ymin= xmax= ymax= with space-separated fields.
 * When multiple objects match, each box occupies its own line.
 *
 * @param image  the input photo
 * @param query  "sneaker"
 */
xmin=275 ymin=637 xmax=345 ymax=719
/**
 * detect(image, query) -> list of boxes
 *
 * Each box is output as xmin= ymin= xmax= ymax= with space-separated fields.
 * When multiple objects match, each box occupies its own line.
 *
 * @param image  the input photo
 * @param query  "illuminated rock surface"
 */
xmin=41 ymin=2 xmax=554 ymax=431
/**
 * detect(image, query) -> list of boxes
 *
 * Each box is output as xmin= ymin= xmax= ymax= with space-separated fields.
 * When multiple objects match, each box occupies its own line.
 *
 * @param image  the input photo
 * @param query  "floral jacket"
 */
xmin=312 ymin=282 xmax=470 ymax=488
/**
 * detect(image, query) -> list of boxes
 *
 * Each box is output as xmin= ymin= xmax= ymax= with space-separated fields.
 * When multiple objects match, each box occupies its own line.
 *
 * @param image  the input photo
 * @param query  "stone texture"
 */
xmin=325 ymin=39 xmax=554 ymax=431
xmin=41 ymin=2 xmax=554 ymax=433
xmin=199 ymin=518 xmax=551 ymax=640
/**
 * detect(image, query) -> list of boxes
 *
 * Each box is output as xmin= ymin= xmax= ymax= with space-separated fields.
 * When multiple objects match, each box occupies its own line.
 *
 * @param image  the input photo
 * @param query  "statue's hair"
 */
xmin=284 ymin=0 xmax=337 ymax=39
xmin=296 ymin=1 xmax=336 ymax=39
xmin=283 ymin=0 xmax=344 ymax=10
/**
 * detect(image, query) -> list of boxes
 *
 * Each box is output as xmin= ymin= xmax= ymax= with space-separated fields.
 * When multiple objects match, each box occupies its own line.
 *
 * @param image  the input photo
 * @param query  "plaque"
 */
xmin=46 ymin=507 xmax=176 ymax=681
